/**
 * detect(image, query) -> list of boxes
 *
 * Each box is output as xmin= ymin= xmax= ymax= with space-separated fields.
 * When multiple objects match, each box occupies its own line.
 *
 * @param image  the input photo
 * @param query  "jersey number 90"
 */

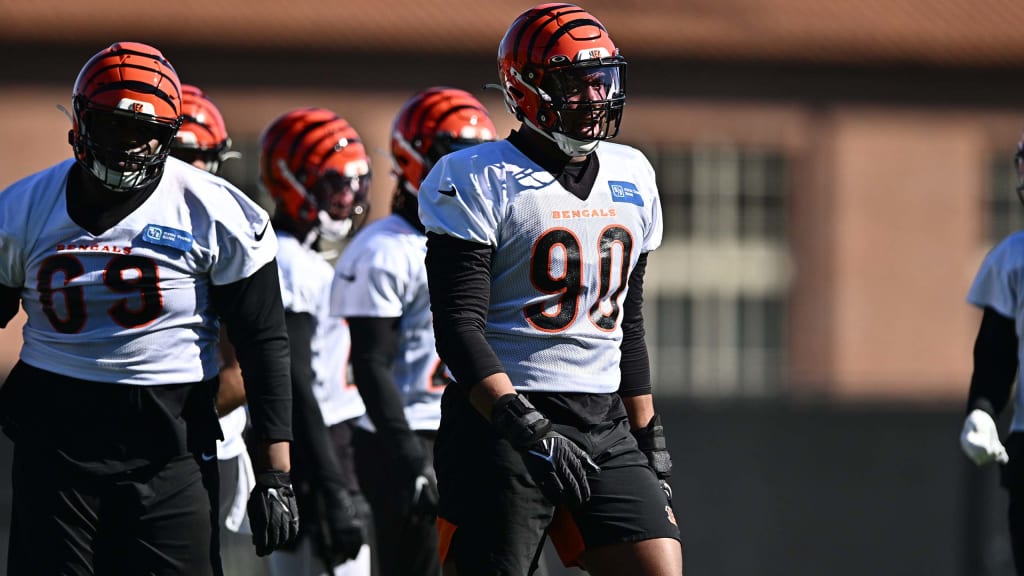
xmin=525 ymin=225 xmax=633 ymax=333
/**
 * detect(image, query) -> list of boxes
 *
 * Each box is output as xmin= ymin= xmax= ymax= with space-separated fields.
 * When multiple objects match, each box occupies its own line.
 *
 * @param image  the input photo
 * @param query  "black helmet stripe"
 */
xmin=403 ymin=89 xmax=444 ymax=137
xmin=526 ymin=6 xmax=587 ymax=64
xmin=88 ymin=80 xmax=180 ymax=115
xmin=433 ymin=104 xmax=489 ymax=131
xmin=512 ymin=3 xmax=576 ymax=63
xmin=84 ymin=62 xmax=182 ymax=105
xmin=179 ymin=116 xmax=217 ymax=142
xmin=541 ymin=18 xmax=607 ymax=61
xmin=298 ymin=121 xmax=360 ymax=176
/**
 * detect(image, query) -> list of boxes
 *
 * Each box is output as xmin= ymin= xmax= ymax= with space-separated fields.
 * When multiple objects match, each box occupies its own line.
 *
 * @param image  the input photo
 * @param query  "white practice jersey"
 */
xmin=0 ymin=157 xmax=276 ymax=385
xmin=969 ymin=231 xmax=1024 ymax=432
xmin=419 ymin=140 xmax=663 ymax=394
xmin=330 ymin=214 xmax=443 ymax=432
xmin=277 ymin=232 xmax=365 ymax=427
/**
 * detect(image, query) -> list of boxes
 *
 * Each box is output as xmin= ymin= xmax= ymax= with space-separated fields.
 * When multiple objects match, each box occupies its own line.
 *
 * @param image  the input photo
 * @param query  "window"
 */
xmin=647 ymin=146 xmax=788 ymax=242
xmin=639 ymin=144 xmax=790 ymax=397
xmin=988 ymin=155 xmax=1024 ymax=243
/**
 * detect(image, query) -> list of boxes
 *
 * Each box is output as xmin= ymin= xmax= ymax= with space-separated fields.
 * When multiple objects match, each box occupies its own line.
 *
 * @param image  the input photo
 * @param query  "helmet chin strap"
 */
xmin=521 ymin=117 xmax=599 ymax=157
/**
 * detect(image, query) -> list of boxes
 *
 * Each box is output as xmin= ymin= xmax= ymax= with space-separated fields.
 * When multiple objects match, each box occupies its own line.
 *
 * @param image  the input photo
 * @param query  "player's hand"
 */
xmin=491 ymin=393 xmax=600 ymax=508
xmin=410 ymin=463 xmax=439 ymax=521
xmin=248 ymin=470 xmax=300 ymax=556
xmin=392 ymin=431 xmax=439 ymax=521
xmin=631 ymin=413 xmax=674 ymax=504
xmin=960 ymin=409 xmax=1009 ymax=466
xmin=319 ymin=488 xmax=366 ymax=564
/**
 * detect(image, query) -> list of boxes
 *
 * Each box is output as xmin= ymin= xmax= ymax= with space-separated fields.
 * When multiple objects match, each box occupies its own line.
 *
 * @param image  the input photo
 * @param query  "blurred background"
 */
xmin=2 ymin=0 xmax=1023 ymax=574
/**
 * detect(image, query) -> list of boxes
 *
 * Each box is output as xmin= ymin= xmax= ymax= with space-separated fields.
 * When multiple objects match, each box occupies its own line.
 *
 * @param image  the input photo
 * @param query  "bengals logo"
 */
xmin=589 ymin=49 xmax=602 ymax=59
xmin=665 ymin=505 xmax=677 ymax=527
xmin=131 ymin=102 xmax=145 ymax=113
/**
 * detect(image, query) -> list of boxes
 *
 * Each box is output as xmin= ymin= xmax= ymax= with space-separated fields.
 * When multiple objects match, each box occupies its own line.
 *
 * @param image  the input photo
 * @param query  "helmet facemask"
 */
xmin=522 ymin=58 xmax=626 ymax=157
xmin=309 ymin=168 xmax=371 ymax=242
xmin=76 ymin=103 xmax=181 ymax=193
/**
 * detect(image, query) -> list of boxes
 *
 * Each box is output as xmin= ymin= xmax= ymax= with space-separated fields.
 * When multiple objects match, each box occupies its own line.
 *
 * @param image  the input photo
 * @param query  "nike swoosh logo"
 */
xmin=438 ymin=184 xmax=458 ymax=197
xmin=200 ymin=451 xmax=216 ymax=462
xmin=254 ymin=221 xmax=269 ymax=242
xmin=338 ymin=272 xmax=357 ymax=282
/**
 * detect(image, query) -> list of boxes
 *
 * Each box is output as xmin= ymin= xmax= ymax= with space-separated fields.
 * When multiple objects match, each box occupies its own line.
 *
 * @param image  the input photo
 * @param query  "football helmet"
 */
xmin=70 ymin=42 xmax=183 ymax=192
xmin=170 ymin=84 xmax=239 ymax=174
xmin=390 ymin=87 xmax=496 ymax=195
xmin=497 ymin=3 xmax=626 ymax=157
xmin=259 ymin=107 xmax=371 ymax=241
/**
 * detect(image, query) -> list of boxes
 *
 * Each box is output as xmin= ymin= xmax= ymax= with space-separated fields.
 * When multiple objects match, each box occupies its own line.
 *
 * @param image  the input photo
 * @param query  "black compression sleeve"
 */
xmin=211 ymin=260 xmax=292 ymax=442
xmin=967 ymin=307 xmax=1019 ymax=417
xmin=425 ymin=232 xmax=505 ymax=388
xmin=347 ymin=315 xmax=426 ymax=477
xmin=347 ymin=316 xmax=414 ymax=437
xmin=285 ymin=311 xmax=347 ymax=491
xmin=619 ymin=252 xmax=652 ymax=397
xmin=0 ymin=284 xmax=19 ymax=329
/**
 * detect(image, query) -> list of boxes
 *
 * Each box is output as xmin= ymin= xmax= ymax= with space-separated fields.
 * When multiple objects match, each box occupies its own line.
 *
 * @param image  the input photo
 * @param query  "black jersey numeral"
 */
xmin=524 ymin=225 xmax=634 ymax=333
xmin=37 ymin=254 xmax=164 ymax=334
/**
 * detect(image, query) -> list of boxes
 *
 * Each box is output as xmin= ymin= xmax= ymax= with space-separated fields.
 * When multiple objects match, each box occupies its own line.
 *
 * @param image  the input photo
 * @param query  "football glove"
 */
xmin=316 ymin=488 xmax=367 ymax=565
xmin=491 ymin=393 xmax=600 ymax=508
xmin=631 ymin=413 xmax=674 ymax=504
xmin=391 ymin=430 xmax=439 ymax=521
xmin=960 ymin=409 xmax=1009 ymax=466
xmin=248 ymin=470 xmax=301 ymax=556
xmin=410 ymin=462 xmax=439 ymax=522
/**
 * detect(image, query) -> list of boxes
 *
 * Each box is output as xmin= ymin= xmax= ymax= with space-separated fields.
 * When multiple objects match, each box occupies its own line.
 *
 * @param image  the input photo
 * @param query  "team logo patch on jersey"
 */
xmin=609 ymin=181 xmax=643 ymax=206
xmin=142 ymin=224 xmax=194 ymax=252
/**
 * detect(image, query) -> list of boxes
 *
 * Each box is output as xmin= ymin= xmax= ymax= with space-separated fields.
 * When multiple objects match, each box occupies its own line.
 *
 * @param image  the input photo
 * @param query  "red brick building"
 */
xmin=3 ymin=0 xmax=1024 ymax=402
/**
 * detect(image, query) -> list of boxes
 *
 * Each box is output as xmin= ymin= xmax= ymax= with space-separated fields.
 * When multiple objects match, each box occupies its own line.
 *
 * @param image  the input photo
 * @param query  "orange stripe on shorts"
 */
xmin=436 ymin=516 xmax=458 ymax=565
xmin=548 ymin=506 xmax=586 ymax=568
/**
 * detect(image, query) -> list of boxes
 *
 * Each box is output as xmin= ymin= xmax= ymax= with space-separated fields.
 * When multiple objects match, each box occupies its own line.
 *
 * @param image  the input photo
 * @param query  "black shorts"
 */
xmin=3 ymin=361 xmax=222 ymax=576
xmin=435 ymin=386 xmax=680 ymax=575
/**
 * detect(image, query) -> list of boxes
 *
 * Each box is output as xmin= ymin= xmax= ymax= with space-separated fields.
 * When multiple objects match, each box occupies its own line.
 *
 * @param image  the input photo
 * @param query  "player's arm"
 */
xmin=967 ymin=307 xmax=1018 ymax=417
xmin=0 ymin=284 xmax=19 ymax=329
xmin=960 ymin=307 xmax=1017 ymax=465
xmin=347 ymin=316 xmax=428 ymax=456
xmin=210 ymin=260 xmax=292 ymax=470
xmin=216 ymin=326 xmax=247 ymax=415
xmin=424 ymin=231 xmax=507 ymax=411
xmin=617 ymin=252 xmax=673 ymax=501
xmin=425 ymin=231 xmax=597 ymax=507
xmin=285 ymin=310 xmax=365 ymax=563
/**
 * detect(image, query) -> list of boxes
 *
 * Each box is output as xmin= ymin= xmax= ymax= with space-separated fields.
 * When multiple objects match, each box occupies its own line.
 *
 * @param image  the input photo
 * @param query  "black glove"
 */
xmin=631 ymin=413 xmax=673 ymax=504
xmin=316 ymin=488 xmax=367 ymax=565
xmin=248 ymin=470 xmax=301 ymax=556
xmin=491 ymin=393 xmax=600 ymax=508
xmin=410 ymin=460 xmax=439 ymax=522
xmin=391 ymin=430 xmax=439 ymax=521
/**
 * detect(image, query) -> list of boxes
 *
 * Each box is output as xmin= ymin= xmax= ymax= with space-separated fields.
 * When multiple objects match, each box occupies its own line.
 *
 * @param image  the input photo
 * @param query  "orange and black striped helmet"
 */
xmin=390 ymin=87 xmax=496 ymax=195
xmin=70 ymin=42 xmax=184 ymax=192
xmin=170 ymin=85 xmax=237 ymax=175
xmin=259 ymin=107 xmax=371 ymax=238
xmin=497 ymin=4 xmax=626 ymax=156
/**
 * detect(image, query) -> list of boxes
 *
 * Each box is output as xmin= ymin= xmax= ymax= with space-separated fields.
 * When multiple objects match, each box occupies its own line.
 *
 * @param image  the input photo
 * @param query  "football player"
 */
xmin=258 ymin=107 xmax=372 ymax=576
xmin=329 ymin=87 xmax=496 ymax=576
xmin=418 ymin=5 xmax=683 ymax=575
xmin=0 ymin=42 xmax=298 ymax=575
xmin=961 ymin=133 xmax=1024 ymax=575
xmin=168 ymin=84 xmax=264 ymax=573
